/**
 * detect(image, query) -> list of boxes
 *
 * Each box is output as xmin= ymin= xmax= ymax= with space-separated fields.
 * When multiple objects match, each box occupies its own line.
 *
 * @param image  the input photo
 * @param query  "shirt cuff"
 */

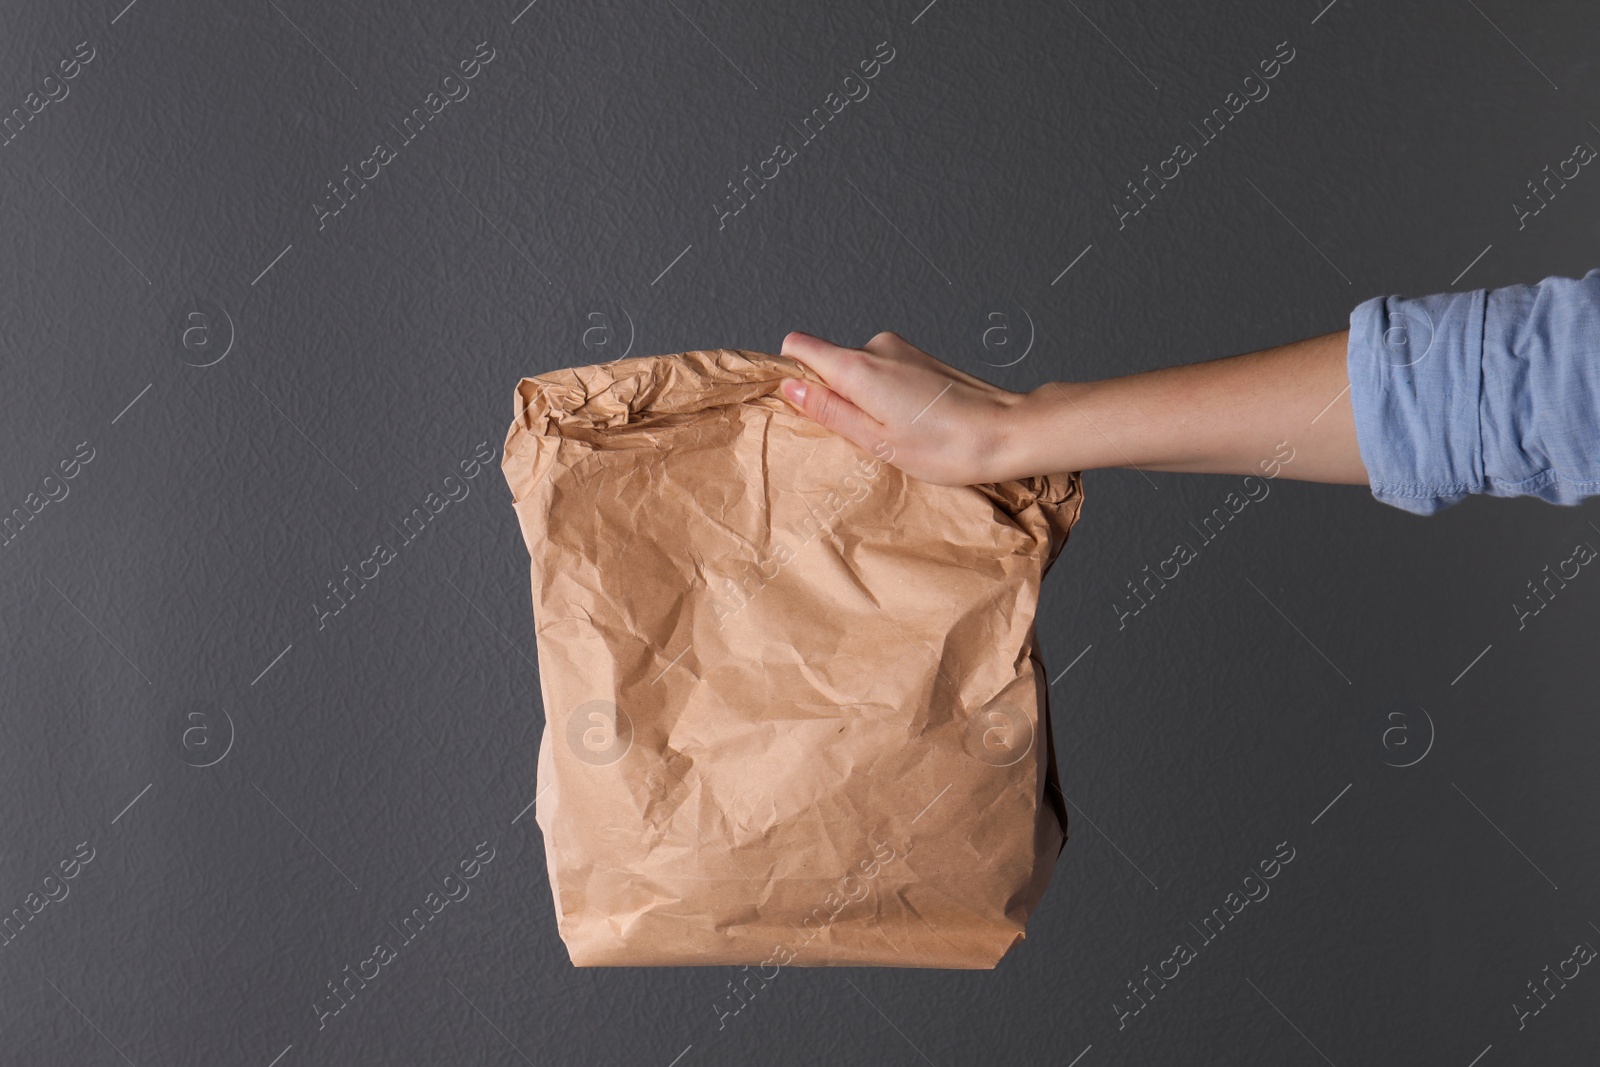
xmin=1476 ymin=269 xmax=1600 ymax=505
xmin=1347 ymin=287 xmax=1486 ymax=515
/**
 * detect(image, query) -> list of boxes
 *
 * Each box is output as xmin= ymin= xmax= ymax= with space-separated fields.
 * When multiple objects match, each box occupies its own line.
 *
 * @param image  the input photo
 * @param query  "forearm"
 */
xmin=1006 ymin=330 xmax=1368 ymax=484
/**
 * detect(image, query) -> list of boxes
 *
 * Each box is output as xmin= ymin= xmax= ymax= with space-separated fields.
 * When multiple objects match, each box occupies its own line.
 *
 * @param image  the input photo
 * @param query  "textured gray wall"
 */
xmin=4 ymin=0 xmax=1600 ymax=1063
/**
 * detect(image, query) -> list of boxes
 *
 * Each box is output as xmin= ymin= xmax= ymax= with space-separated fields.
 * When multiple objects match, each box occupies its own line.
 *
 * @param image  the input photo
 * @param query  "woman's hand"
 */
xmin=778 ymin=330 xmax=1037 ymax=486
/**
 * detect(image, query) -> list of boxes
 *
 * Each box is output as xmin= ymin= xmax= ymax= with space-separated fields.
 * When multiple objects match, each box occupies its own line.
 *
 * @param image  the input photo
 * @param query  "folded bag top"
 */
xmin=502 ymin=349 xmax=1082 ymax=968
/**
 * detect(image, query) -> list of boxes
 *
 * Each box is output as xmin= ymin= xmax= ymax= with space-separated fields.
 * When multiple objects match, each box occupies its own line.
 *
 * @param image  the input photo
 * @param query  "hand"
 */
xmin=778 ymin=330 xmax=1034 ymax=486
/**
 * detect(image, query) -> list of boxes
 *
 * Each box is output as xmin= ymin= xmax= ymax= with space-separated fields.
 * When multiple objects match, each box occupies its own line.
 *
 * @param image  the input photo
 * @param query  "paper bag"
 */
xmin=500 ymin=348 xmax=1082 ymax=968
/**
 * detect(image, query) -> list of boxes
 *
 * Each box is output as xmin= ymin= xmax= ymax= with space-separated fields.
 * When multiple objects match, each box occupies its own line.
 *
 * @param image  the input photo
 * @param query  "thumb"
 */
xmin=779 ymin=377 xmax=886 ymax=456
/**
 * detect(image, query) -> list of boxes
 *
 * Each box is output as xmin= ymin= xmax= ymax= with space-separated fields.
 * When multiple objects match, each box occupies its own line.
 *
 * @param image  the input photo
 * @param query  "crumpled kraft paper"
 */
xmin=500 ymin=349 xmax=1083 ymax=968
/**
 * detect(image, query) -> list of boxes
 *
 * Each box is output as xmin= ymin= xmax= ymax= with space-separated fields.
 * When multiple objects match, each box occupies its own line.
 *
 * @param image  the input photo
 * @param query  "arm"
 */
xmin=776 ymin=328 xmax=1365 ymax=487
xmin=781 ymin=268 xmax=1600 ymax=512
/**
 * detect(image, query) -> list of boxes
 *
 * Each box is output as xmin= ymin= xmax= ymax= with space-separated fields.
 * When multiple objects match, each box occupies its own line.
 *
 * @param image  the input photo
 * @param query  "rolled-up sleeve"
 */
xmin=1347 ymin=269 xmax=1600 ymax=514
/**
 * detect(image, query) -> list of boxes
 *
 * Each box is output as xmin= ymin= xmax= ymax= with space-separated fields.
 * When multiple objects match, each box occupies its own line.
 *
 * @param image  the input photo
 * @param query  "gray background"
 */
xmin=3 ymin=0 xmax=1599 ymax=1063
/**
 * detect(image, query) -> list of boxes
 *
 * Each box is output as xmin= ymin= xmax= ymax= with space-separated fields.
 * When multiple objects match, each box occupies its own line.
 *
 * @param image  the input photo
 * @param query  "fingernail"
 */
xmin=781 ymin=378 xmax=807 ymax=405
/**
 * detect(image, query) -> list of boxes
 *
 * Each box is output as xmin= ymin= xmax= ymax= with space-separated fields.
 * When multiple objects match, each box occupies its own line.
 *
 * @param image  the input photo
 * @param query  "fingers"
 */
xmin=782 ymin=328 xmax=989 ymax=426
xmin=781 ymin=330 xmax=860 ymax=386
xmin=783 ymin=329 xmax=902 ymax=423
xmin=860 ymin=330 xmax=908 ymax=359
xmin=778 ymin=376 xmax=886 ymax=456
xmin=863 ymin=329 xmax=993 ymax=392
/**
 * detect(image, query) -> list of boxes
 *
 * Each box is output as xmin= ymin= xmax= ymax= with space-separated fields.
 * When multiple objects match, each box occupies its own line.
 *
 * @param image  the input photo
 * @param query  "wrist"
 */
xmin=986 ymin=383 xmax=1084 ymax=481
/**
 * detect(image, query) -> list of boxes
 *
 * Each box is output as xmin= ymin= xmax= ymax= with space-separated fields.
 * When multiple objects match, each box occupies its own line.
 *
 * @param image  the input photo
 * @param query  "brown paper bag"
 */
xmin=500 ymin=348 xmax=1082 ymax=968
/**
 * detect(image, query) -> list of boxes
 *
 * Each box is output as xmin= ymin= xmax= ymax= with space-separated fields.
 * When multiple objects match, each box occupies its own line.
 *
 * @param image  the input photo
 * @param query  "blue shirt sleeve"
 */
xmin=1347 ymin=269 xmax=1600 ymax=514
